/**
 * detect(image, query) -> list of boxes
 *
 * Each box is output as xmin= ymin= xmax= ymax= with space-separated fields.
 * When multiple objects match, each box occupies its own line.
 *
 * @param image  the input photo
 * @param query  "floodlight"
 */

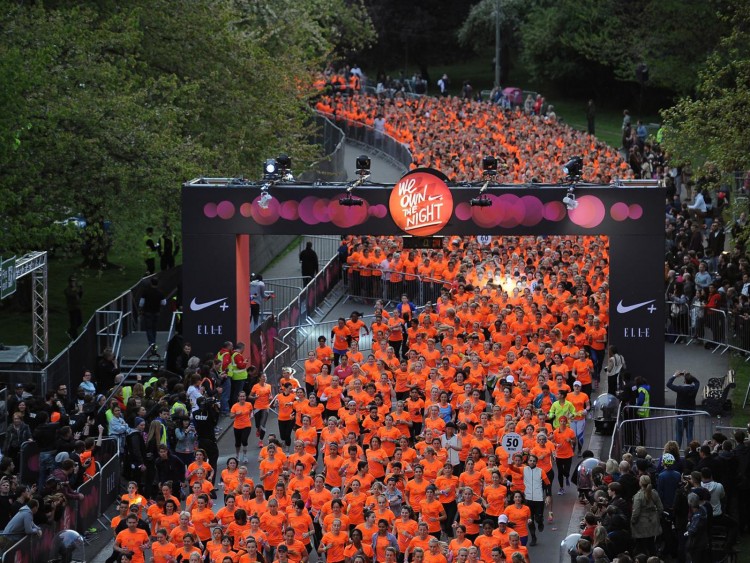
xmin=482 ymin=155 xmax=498 ymax=176
xmin=276 ymin=154 xmax=292 ymax=173
xmin=562 ymin=188 xmax=578 ymax=210
xmin=563 ymin=156 xmax=583 ymax=181
xmin=470 ymin=196 xmax=493 ymax=207
xmin=356 ymin=155 xmax=371 ymax=176
xmin=339 ymin=196 xmax=364 ymax=207
xmin=263 ymin=158 xmax=278 ymax=180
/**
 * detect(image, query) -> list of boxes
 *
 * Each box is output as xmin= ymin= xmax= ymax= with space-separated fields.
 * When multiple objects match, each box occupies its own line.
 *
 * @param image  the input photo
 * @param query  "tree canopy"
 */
xmin=661 ymin=2 xmax=750 ymax=178
xmin=0 ymin=0 xmax=373 ymax=267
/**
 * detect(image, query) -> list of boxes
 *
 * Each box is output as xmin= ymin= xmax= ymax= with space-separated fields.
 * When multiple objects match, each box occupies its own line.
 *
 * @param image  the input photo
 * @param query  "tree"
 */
xmin=456 ymin=0 xmax=526 ymax=84
xmin=661 ymin=2 xmax=750 ymax=176
xmin=0 ymin=1 xmax=374 ymax=267
xmin=515 ymin=0 xmax=722 ymax=96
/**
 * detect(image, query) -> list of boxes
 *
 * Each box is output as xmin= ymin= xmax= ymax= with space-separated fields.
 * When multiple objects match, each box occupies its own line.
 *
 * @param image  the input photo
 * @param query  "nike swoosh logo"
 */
xmin=616 ymin=299 xmax=656 ymax=314
xmin=190 ymin=298 xmax=227 ymax=311
xmin=428 ymin=195 xmax=443 ymax=201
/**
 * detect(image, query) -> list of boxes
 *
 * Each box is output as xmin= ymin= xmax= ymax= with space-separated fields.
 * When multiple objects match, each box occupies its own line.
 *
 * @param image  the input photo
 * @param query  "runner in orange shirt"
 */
xmin=250 ymin=373 xmax=273 ymax=448
xmin=114 ymin=515 xmax=151 ymax=563
xmin=230 ymin=391 xmax=253 ymax=464
xmin=331 ymin=318 xmax=352 ymax=366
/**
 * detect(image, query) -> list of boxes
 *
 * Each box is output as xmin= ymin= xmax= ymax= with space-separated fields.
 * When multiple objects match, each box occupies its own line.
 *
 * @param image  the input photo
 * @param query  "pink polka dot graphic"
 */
xmin=298 ymin=196 xmax=321 ymax=225
xmin=543 ymin=201 xmax=567 ymax=222
xmin=240 ymin=203 xmax=253 ymax=217
xmin=368 ymin=204 xmax=388 ymax=219
xmin=216 ymin=201 xmax=235 ymax=220
xmin=312 ymin=199 xmax=331 ymax=223
xmin=610 ymin=202 xmax=629 ymax=221
xmin=329 ymin=196 xmax=369 ymax=228
xmin=520 ymin=196 xmax=544 ymax=227
xmin=250 ymin=196 xmax=280 ymax=225
xmin=568 ymin=195 xmax=605 ymax=228
xmin=497 ymin=194 xmax=524 ymax=228
xmin=629 ymin=204 xmax=643 ymax=220
xmin=203 ymin=202 xmax=218 ymax=218
xmin=454 ymin=202 xmax=472 ymax=221
xmin=279 ymin=200 xmax=300 ymax=221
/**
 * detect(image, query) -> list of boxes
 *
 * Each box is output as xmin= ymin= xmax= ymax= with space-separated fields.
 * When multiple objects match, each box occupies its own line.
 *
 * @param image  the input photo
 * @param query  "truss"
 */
xmin=14 ymin=252 xmax=48 ymax=362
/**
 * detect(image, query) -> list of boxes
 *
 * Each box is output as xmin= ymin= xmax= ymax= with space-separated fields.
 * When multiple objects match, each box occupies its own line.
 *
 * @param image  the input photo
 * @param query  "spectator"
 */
xmin=666 ymin=371 xmax=700 ymax=448
xmin=299 ymin=242 xmax=319 ymax=287
xmin=1 ymin=498 xmax=41 ymax=544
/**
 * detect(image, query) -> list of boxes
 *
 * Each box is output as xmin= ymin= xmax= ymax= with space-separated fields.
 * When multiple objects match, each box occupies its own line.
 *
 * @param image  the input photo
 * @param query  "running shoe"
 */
xmin=557 ymin=488 xmax=565 ymax=495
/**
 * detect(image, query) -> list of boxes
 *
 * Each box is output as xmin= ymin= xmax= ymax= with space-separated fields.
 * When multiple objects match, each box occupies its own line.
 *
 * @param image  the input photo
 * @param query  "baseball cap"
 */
xmin=558 ymin=416 xmax=568 ymax=423
xmin=506 ymin=375 xmax=515 ymax=384
xmin=498 ymin=514 xmax=509 ymax=524
xmin=573 ymin=381 xmax=582 ymax=387
xmin=662 ymin=453 xmax=675 ymax=466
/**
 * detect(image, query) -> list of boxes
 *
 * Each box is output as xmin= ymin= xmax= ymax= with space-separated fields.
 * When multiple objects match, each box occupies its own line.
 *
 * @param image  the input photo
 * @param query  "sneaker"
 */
xmin=548 ymin=512 xmax=554 ymax=522
xmin=558 ymin=488 xmax=565 ymax=495
xmin=565 ymin=477 xmax=570 ymax=487
xmin=258 ymin=440 xmax=264 ymax=448
xmin=529 ymin=536 xmax=537 ymax=546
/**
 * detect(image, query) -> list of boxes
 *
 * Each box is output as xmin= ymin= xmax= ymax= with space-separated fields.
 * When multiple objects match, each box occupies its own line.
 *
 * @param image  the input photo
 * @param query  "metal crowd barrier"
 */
xmin=666 ymin=300 xmax=733 ymax=354
xmin=343 ymin=266 xmax=449 ymax=306
xmin=299 ymin=236 xmax=342 ymax=264
xmin=609 ymin=405 xmax=718 ymax=459
xmin=316 ymin=111 xmax=412 ymax=173
xmin=1 ymin=438 xmax=120 ymax=562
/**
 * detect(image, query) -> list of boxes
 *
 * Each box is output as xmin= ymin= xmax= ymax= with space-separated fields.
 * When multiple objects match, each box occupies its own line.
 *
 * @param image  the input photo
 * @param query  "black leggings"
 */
xmin=234 ymin=427 xmax=251 ymax=448
xmin=556 ymin=457 xmax=572 ymax=487
xmin=279 ymin=419 xmax=294 ymax=447
xmin=254 ymin=409 xmax=269 ymax=439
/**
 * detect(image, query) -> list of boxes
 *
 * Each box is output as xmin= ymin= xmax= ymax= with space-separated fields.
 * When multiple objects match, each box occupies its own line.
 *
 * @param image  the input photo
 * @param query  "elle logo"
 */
xmin=623 ymin=327 xmax=650 ymax=338
xmin=197 ymin=324 xmax=223 ymax=335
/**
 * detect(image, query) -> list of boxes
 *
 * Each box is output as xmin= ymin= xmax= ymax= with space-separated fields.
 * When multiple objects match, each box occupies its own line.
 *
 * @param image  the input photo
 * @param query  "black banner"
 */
xmin=182 ymin=233 xmax=240 ymax=355
xmin=99 ymin=455 xmax=121 ymax=520
xmin=77 ymin=472 xmax=101 ymax=532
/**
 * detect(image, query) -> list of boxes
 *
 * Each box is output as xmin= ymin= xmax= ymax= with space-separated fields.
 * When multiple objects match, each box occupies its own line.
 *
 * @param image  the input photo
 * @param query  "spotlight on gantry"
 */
xmin=562 ymin=156 xmax=583 ymax=182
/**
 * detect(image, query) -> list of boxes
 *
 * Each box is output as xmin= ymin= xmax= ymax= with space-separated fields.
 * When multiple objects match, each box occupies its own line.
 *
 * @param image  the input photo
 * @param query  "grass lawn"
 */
xmin=0 ymin=247 xmax=150 ymax=359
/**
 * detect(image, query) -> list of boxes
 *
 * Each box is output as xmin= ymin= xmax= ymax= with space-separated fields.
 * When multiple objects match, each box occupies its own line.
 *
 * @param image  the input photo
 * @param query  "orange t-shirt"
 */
xmin=321 ymin=531 xmax=348 ymax=562
xmin=503 ymin=503 xmax=531 ymax=537
xmin=260 ymin=511 xmax=288 ymax=547
xmin=115 ymin=528 xmax=150 ymax=563
xmin=394 ymin=518 xmax=419 ymax=552
xmin=419 ymin=499 xmax=444 ymax=533
xmin=553 ymin=426 xmax=576 ymax=459
xmin=191 ymin=506 xmax=216 ymax=541
xmin=151 ymin=540 xmax=178 ymax=563
xmin=483 ymin=484 xmax=508 ymax=517
xmin=456 ymin=501 xmax=483 ymax=535
xmin=231 ymin=402 xmax=253 ymax=429
xmin=251 ymin=383 xmax=272 ymax=410
xmin=259 ymin=456 xmax=285 ymax=490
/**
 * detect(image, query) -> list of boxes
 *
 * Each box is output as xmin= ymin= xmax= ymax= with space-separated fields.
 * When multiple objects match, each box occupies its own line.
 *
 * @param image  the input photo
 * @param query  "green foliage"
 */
xmin=661 ymin=2 xmax=750 ymax=174
xmin=457 ymin=0 xmax=724 ymax=95
xmin=0 ymin=0 xmax=373 ymax=267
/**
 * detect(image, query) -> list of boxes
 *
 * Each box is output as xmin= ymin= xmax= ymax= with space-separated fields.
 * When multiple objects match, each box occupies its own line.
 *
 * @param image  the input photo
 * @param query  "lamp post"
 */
xmin=494 ymin=0 xmax=501 ymax=88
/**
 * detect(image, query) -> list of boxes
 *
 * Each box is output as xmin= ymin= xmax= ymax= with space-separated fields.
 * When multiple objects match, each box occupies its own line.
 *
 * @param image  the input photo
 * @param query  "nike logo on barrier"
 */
xmin=616 ymin=299 xmax=656 ymax=314
xmin=190 ymin=298 xmax=228 ymax=311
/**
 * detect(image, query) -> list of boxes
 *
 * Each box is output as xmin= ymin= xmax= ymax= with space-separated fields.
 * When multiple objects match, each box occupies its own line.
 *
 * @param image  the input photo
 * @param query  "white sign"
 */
xmin=501 ymin=432 xmax=522 ymax=455
xmin=477 ymin=235 xmax=492 ymax=246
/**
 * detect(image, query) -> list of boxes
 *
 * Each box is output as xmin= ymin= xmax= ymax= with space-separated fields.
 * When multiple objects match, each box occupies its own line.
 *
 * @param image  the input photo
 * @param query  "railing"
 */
xmin=316 ymin=111 xmax=412 ymax=174
xmin=299 ymin=236 xmax=342 ymax=264
xmin=262 ymin=280 xmax=305 ymax=320
xmin=3 ymin=438 xmax=120 ymax=562
xmin=666 ymin=299 xmax=750 ymax=360
xmin=254 ymin=254 xmax=343 ymax=383
xmin=609 ymin=405 xmax=718 ymax=460
xmin=343 ymin=266 xmax=450 ymax=305
xmin=298 ymin=114 xmax=347 ymax=183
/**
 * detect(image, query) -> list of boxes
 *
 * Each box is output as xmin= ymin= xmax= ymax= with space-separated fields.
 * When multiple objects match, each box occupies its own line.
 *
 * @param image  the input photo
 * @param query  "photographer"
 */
xmin=666 ymin=371 xmax=700 ymax=449
xmin=193 ymin=396 xmax=220 ymax=485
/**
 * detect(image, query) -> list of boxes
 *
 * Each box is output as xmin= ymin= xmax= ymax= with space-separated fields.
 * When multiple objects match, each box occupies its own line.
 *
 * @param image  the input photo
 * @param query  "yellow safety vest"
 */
xmin=637 ymin=386 xmax=650 ymax=418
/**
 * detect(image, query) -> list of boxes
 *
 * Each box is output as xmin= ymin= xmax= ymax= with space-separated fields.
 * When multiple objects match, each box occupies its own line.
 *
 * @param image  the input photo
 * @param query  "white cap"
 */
xmin=573 ymin=380 xmax=582 ymax=387
xmin=506 ymin=375 xmax=515 ymax=384
xmin=498 ymin=514 xmax=509 ymax=524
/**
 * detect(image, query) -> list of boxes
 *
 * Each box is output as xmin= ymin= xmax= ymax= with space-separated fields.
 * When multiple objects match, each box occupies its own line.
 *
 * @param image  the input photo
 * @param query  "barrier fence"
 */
xmin=316 ymin=111 xmax=412 ymax=173
xmin=609 ymin=405 xmax=718 ymax=460
xmin=299 ymin=236 xmax=342 ymax=266
xmin=666 ymin=299 xmax=750 ymax=359
xmin=1 ymin=438 xmax=120 ymax=562
xmin=253 ymin=254 xmax=343 ymax=387
xmin=343 ymin=266 xmax=450 ymax=305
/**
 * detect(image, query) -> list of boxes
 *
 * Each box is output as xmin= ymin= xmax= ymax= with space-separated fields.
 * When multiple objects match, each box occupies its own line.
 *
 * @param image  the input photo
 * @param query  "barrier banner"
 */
xmin=77 ymin=472 xmax=101 ymax=532
xmin=99 ymin=456 xmax=121 ymax=519
xmin=18 ymin=441 xmax=39 ymax=487
xmin=97 ymin=437 xmax=119 ymax=466
xmin=1 ymin=503 xmax=77 ymax=563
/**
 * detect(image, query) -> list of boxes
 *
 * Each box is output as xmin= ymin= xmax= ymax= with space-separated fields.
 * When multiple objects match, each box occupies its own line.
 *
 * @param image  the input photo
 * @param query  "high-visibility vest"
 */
xmin=637 ymin=386 xmax=650 ymax=418
xmin=229 ymin=352 xmax=248 ymax=381
xmin=143 ymin=235 xmax=158 ymax=259
xmin=122 ymin=386 xmax=132 ymax=404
